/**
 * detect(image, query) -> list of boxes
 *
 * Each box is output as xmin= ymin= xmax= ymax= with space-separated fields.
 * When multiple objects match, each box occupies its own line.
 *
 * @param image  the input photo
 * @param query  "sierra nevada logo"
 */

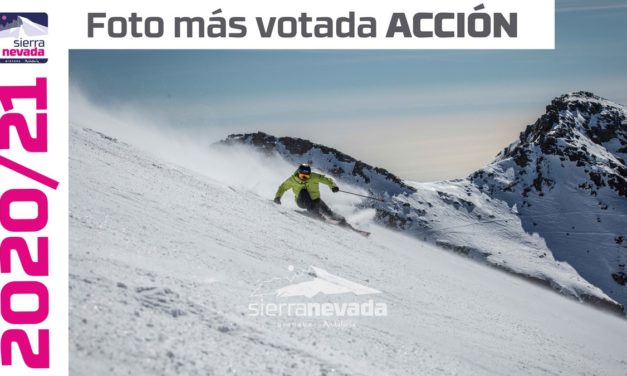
xmin=248 ymin=266 xmax=387 ymax=322
xmin=0 ymin=13 xmax=48 ymax=63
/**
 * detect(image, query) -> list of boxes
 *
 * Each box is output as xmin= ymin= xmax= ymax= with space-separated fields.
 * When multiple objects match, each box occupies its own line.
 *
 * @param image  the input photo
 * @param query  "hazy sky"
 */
xmin=70 ymin=0 xmax=627 ymax=181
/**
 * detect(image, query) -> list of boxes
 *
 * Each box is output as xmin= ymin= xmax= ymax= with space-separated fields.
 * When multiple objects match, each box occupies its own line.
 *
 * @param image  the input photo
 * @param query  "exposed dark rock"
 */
xmin=470 ymin=92 xmax=627 ymax=199
xmin=435 ymin=241 xmax=489 ymax=259
xmin=374 ymin=208 xmax=413 ymax=230
xmin=611 ymin=272 xmax=626 ymax=286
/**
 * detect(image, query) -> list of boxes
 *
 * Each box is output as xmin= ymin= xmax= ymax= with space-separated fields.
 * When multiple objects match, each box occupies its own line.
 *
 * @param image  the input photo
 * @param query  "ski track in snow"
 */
xmin=70 ymin=126 xmax=627 ymax=376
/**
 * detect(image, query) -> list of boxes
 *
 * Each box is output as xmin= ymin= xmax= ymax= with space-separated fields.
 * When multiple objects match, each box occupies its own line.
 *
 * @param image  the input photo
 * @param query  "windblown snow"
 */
xmin=69 ymin=125 xmax=627 ymax=376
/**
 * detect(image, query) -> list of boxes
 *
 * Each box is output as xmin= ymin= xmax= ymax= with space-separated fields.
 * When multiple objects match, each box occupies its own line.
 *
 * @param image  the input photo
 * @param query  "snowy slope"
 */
xmin=70 ymin=125 xmax=627 ymax=375
xmin=223 ymin=128 xmax=622 ymax=312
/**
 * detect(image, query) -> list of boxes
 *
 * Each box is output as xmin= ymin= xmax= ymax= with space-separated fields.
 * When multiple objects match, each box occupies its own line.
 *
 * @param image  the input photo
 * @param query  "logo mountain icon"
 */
xmin=251 ymin=266 xmax=380 ymax=299
xmin=0 ymin=16 xmax=47 ymax=38
xmin=275 ymin=267 xmax=381 ymax=298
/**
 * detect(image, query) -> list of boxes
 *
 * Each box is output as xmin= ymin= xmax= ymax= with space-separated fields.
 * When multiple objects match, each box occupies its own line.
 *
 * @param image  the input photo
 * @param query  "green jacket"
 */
xmin=275 ymin=172 xmax=337 ymax=201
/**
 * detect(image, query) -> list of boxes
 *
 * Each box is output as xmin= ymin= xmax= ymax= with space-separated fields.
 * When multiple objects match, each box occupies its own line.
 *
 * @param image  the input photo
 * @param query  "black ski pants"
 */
xmin=296 ymin=189 xmax=347 ymax=225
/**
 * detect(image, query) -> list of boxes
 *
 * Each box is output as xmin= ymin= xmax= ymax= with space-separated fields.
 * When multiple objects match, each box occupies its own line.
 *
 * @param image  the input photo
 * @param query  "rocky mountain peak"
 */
xmin=476 ymin=93 xmax=627 ymax=198
xmin=502 ymin=93 xmax=625 ymax=158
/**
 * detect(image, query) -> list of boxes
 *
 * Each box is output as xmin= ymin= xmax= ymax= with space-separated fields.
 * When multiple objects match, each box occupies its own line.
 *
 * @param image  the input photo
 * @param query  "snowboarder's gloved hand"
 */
xmin=273 ymin=197 xmax=281 ymax=204
xmin=331 ymin=186 xmax=339 ymax=193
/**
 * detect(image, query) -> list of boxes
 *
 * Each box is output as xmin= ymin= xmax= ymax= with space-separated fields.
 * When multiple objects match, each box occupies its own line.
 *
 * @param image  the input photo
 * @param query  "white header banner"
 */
xmin=69 ymin=0 xmax=555 ymax=49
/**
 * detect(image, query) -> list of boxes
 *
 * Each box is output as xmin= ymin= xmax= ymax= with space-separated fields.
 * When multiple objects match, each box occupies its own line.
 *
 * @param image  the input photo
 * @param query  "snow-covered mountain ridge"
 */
xmin=222 ymin=92 xmax=627 ymax=314
xmin=471 ymin=92 xmax=627 ymax=312
xmin=222 ymin=132 xmax=416 ymax=196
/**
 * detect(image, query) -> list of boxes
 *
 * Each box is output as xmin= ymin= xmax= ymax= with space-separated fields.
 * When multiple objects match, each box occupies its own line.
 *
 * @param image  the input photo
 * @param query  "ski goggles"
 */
xmin=298 ymin=172 xmax=311 ymax=180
